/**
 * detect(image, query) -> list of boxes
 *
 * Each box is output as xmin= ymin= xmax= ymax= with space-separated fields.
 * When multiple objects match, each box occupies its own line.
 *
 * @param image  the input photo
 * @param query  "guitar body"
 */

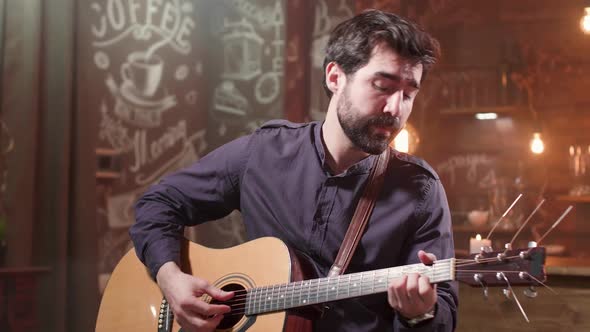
xmin=96 ymin=237 xmax=314 ymax=332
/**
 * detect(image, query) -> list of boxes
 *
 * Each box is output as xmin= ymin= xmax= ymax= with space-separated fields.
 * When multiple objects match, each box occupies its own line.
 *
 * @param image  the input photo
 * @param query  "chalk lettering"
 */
xmin=129 ymin=120 xmax=187 ymax=173
xmin=107 ymin=0 xmax=126 ymax=31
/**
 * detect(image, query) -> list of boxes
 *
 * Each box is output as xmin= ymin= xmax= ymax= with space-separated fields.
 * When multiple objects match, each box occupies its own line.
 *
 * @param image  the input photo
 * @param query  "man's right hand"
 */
xmin=156 ymin=262 xmax=234 ymax=332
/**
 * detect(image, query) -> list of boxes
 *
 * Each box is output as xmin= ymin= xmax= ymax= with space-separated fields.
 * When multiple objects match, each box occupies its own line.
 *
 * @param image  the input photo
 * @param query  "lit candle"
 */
xmin=469 ymin=234 xmax=492 ymax=254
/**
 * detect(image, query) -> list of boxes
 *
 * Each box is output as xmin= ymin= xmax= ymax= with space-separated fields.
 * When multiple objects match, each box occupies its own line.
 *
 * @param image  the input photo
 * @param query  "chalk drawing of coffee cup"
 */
xmin=121 ymin=52 xmax=163 ymax=98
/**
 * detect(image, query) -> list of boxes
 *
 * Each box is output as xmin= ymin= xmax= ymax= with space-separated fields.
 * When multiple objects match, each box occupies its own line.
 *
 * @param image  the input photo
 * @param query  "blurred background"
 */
xmin=1 ymin=0 xmax=590 ymax=331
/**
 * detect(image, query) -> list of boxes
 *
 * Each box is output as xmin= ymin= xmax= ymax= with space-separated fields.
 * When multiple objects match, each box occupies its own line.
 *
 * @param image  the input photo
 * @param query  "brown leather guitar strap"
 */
xmin=328 ymin=148 xmax=391 ymax=277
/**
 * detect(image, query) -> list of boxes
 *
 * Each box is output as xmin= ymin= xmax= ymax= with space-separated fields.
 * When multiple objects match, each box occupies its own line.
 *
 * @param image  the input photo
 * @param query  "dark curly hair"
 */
xmin=323 ymin=9 xmax=440 ymax=98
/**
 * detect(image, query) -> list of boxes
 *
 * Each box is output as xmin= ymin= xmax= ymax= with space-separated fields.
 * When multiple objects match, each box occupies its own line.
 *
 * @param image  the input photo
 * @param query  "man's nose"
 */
xmin=383 ymin=90 xmax=403 ymax=116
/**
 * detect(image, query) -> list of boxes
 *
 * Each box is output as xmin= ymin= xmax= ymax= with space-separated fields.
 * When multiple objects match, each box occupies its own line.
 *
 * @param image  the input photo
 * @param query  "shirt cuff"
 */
xmin=142 ymin=237 xmax=182 ymax=280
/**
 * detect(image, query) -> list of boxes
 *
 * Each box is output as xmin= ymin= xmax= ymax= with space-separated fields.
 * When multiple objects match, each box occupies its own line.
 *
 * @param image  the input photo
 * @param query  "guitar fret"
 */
xmin=310 ymin=279 xmax=318 ymax=304
xmin=304 ymin=280 xmax=310 ymax=304
xmin=289 ymin=281 xmax=295 ymax=309
xmin=255 ymin=286 xmax=261 ymax=314
xmin=250 ymin=288 xmax=258 ymax=315
xmin=246 ymin=289 xmax=252 ymax=315
xmin=274 ymin=284 xmax=280 ymax=311
xmin=284 ymin=282 xmax=290 ymax=309
xmin=331 ymin=277 xmax=338 ymax=300
xmin=301 ymin=281 xmax=308 ymax=305
xmin=278 ymin=283 xmax=285 ymax=311
xmin=275 ymin=284 xmax=280 ymax=310
xmin=253 ymin=287 xmax=259 ymax=315
xmin=259 ymin=287 xmax=265 ymax=313
xmin=347 ymin=274 xmax=351 ymax=298
xmin=270 ymin=285 xmax=275 ymax=311
xmin=268 ymin=285 xmax=274 ymax=311
xmin=316 ymin=277 xmax=322 ymax=305
xmin=302 ymin=280 xmax=307 ymax=305
xmin=359 ymin=271 xmax=364 ymax=296
xmin=351 ymin=274 xmax=359 ymax=296
xmin=271 ymin=284 xmax=276 ymax=311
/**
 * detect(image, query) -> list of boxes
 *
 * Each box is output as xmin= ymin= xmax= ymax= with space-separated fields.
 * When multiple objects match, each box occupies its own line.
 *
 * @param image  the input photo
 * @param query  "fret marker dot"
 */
xmin=378 ymin=279 xmax=383 ymax=283
xmin=353 ymin=283 xmax=357 ymax=287
xmin=303 ymin=299 xmax=307 ymax=303
xmin=331 ymin=287 xmax=335 ymax=290
xmin=268 ymin=297 xmax=271 ymax=300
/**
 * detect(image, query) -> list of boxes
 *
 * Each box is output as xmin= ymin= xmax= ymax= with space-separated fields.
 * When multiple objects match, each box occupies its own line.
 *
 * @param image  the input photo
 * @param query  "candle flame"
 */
xmin=475 ymin=234 xmax=482 ymax=240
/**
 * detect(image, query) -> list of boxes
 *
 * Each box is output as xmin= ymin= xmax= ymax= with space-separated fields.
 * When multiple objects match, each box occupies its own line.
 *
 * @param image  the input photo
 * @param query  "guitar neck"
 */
xmin=245 ymin=258 xmax=455 ymax=315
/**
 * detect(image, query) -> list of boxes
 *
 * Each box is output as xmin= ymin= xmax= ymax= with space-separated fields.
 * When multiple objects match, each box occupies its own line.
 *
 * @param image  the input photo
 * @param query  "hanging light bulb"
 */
xmin=391 ymin=123 xmax=419 ymax=154
xmin=581 ymin=7 xmax=590 ymax=34
xmin=393 ymin=128 xmax=409 ymax=153
xmin=530 ymin=132 xmax=544 ymax=154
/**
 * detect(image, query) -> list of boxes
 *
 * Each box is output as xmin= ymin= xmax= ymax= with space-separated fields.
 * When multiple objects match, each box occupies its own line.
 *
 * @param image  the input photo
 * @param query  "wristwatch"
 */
xmin=401 ymin=306 xmax=436 ymax=327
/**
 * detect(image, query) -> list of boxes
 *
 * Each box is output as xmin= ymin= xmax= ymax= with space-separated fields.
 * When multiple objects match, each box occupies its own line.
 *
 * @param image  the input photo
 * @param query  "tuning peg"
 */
xmin=524 ymin=286 xmax=538 ymax=298
xmin=474 ymin=273 xmax=489 ymax=299
xmin=498 ymin=272 xmax=531 ymax=323
xmin=496 ymin=244 xmax=511 ymax=261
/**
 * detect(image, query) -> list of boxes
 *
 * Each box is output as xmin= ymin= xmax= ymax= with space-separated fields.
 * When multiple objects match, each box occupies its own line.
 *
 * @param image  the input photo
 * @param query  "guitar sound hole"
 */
xmin=212 ymin=283 xmax=246 ymax=329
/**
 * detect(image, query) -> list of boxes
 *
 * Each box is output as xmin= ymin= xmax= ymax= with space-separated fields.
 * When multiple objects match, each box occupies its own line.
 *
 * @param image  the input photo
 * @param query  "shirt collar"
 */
xmin=313 ymin=121 xmax=376 ymax=177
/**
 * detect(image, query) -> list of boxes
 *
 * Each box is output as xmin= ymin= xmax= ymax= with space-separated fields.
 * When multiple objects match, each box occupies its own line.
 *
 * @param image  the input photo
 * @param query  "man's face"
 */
xmin=336 ymin=44 xmax=423 ymax=154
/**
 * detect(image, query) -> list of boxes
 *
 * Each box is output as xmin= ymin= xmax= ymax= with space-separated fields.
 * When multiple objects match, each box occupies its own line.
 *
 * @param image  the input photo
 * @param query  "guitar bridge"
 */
xmin=158 ymin=297 xmax=174 ymax=332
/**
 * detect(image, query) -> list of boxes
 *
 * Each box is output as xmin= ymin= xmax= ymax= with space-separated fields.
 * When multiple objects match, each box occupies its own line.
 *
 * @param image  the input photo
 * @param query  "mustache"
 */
xmin=367 ymin=116 xmax=401 ymax=129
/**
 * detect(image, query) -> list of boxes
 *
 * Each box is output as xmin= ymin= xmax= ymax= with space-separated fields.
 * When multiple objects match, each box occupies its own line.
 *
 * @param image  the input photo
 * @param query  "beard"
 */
xmin=336 ymin=87 xmax=403 ymax=155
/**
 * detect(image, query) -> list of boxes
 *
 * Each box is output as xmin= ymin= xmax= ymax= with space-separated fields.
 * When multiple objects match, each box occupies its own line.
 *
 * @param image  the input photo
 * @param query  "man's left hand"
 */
xmin=387 ymin=250 xmax=437 ymax=319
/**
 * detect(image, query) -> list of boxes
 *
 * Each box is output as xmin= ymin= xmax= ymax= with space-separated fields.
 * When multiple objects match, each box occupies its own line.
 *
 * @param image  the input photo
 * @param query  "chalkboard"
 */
xmin=436 ymin=153 xmax=497 ymax=192
xmin=435 ymin=152 xmax=499 ymax=214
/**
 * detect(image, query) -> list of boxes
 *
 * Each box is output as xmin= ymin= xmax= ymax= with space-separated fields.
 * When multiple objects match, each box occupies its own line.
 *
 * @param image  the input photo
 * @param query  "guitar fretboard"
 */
xmin=245 ymin=258 xmax=455 ymax=315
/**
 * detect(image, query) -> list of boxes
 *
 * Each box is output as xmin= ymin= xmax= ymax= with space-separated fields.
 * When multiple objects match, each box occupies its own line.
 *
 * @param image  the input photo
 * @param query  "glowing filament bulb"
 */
xmin=581 ymin=7 xmax=590 ymax=34
xmin=530 ymin=132 xmax=544 ymax=154
xmin=394 ymin=128 xmax=409 ymax=153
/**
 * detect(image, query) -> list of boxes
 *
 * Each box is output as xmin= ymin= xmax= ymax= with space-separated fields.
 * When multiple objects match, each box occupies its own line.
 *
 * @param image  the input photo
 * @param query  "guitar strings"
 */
xmin=222 ymin=269 xmax=526 ymax=317
xmin=211 ymin=271 xmax=462 ymax=311
xmin=198 ymin=255 xmax=539 ymax=317
xmin=222 ymin=270 xmax=544 ymax=318
xmin=215 ymin=256 xmax=519 ymax=298
xmin=210 ymin=268 xmax=454 ymax=308
xmin=211 ymin=255 xmax=524 ymax=304
xmin=211 ymin=256 xmax=522 ymax=305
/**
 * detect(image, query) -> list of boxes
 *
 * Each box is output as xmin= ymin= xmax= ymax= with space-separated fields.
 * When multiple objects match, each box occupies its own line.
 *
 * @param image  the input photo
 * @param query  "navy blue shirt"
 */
xmin=130 ymin=120 xmax=458 ymax=331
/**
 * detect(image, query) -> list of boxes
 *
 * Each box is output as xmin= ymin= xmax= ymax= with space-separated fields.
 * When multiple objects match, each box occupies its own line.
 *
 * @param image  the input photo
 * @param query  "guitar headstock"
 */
xmin=456 ymin=247 xmax=546 ymax=287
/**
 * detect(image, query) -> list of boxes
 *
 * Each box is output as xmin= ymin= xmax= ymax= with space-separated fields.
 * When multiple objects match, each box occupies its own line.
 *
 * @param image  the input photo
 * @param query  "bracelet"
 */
xmin=402 ymin=306 xmax=436 ymax=327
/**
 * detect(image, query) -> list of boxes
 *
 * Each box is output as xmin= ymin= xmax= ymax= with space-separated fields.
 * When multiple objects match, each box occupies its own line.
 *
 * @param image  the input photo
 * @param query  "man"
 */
xmin=130 ymin=9 xmax=457 ymax=332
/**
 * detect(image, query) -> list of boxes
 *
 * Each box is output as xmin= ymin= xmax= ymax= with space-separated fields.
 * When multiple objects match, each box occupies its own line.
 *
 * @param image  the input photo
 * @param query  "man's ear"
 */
xmin=325 ymin=62 xmax=344 ymax=94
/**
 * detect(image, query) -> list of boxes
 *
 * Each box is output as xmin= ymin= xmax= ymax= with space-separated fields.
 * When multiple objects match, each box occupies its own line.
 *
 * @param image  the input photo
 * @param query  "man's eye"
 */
xmin=372 ymin=82 xmax=389 ymax=92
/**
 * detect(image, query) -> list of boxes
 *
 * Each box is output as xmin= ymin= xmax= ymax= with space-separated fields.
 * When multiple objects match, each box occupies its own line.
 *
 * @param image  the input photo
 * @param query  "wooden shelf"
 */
xmin=555 ymin=195 xmax=590 ymax=203
xmin=546 ymin=257 xmax=590 ymax=276
xmin=96 ymin=171 xmax=121 ymax=180
xmin=0 ymin=266 xmax=50 ymax=275
xmin=453 ymin=224 xmax=517 ymax=234
xmin=453 ymin=224 xmax=590 ymax=236
xmin=439 ymin=105 xmax=524 ymax=116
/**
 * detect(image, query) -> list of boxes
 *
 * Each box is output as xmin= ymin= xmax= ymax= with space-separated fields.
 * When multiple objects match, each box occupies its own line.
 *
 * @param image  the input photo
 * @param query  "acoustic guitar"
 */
xmin=96 ymin=237 xmax=546 ymax=332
